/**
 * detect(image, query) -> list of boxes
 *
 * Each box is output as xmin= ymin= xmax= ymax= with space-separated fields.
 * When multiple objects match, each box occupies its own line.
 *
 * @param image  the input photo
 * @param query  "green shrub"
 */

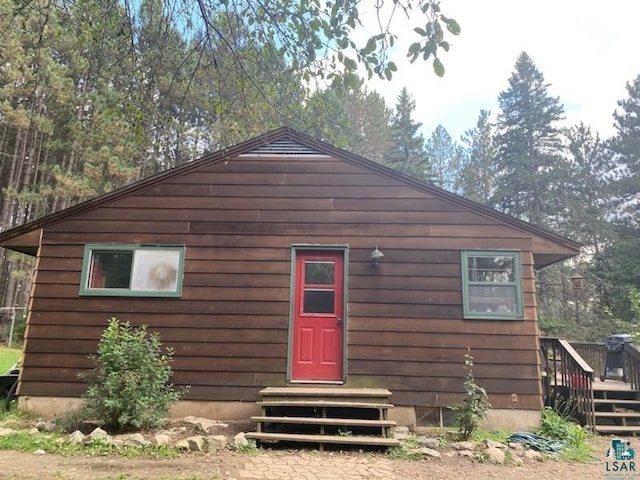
xmin=452 ymin=349 xmax=491 ymax=440
xmin=79 ymin=318 xmax=187 ymax=432
xmin=538 ymin=407 xmax=586 ymax=448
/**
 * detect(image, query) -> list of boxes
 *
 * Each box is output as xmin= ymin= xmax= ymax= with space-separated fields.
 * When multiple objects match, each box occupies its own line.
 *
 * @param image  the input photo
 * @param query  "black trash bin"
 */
xmin=601 ymin=334 xmax=633 ymax=382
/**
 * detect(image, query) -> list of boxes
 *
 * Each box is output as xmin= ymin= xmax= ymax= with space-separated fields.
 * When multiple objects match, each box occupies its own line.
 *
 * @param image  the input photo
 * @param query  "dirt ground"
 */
xmin=0 ymin=421 xmax=623 ymax=480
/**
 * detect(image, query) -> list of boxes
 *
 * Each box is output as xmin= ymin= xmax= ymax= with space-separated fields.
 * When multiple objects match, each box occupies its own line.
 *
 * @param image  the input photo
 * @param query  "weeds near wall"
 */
xmin=452 ymin=349 xmax=491 ymax=441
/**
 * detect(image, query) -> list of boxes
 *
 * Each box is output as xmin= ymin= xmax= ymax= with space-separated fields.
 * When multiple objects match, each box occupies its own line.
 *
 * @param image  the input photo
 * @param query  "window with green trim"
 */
xmin=80 ymin=245 xmax=185 ymax=297
xmin=461 ymin=251 xmax=523 ymax=319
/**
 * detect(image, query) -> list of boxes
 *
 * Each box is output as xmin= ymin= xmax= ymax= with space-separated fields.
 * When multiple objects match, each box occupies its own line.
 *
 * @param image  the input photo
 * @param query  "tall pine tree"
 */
xmin=492 ymin=52 xmax=566 ymax=227
xmin=384 ymin=87 xmax=429 ymax=180
xmin=610 ymin=73 xmax=640 ymax=228
xmin=454 ymin=110 xmax=497 ymax=204
xmin=424 ymin=124 xmax=460 ymax=190
xmin=563 ymin=123 xmax=613 ymax=251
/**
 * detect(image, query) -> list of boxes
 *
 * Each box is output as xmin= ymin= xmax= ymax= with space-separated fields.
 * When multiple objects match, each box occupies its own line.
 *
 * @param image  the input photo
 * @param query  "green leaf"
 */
xmin=343 ymin=57 xmax=357 ymax=71
xmin=408 ymin=42 xmax=421 ymax=55
xmin=414 ymin=27 xmax=427 ymax=37
xmin=446 ymin=19 xmax=461 ymax=35
xmin=388 ymin=61 xmax=397 ymax=72
xmin=433 ymin=58 xmax=445 ymax=77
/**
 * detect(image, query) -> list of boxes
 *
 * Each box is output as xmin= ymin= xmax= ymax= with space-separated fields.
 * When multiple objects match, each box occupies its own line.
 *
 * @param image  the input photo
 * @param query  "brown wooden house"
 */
xmin=0 ymin=127 xmax=580 ymax=432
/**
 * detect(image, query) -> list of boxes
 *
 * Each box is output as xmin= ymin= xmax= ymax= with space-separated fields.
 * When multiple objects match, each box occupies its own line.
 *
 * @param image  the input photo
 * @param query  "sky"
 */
xmin=365 ymin=0 xmax=640 ymax=142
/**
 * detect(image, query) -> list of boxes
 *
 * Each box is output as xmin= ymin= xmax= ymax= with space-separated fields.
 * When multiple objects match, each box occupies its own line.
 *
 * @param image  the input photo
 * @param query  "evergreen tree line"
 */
xmin=0 ymin=0 xmax=637 ymax=341
xmin=380 ymin=53 xmax=640 ymax=341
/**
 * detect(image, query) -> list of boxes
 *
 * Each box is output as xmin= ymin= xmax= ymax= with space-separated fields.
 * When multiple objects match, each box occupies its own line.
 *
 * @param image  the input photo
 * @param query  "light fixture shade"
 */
xmin=370 ymin=246 xmax=384 ymax=266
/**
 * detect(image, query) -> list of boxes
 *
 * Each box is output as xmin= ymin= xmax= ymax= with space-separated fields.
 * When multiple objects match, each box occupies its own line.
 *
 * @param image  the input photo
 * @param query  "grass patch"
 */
xmin=0 ymin=411 xmax=179 ymax=459
xmin=473 ymin=429 xmax=511 ymax=444
xmin=0 ymin=431 xmax=179 ymax=459
xmin=0 ymin=347 xmax=21 ymax=374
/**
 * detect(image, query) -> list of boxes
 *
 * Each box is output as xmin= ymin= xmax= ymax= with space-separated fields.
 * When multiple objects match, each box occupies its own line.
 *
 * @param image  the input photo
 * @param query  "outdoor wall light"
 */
xmin=370 ymin=246 xmax=384 ymax=267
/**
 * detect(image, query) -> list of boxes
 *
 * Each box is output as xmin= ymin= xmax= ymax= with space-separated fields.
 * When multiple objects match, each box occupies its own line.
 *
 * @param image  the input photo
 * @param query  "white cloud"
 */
xmin=366 ymin=0 xmax=640 ymax=141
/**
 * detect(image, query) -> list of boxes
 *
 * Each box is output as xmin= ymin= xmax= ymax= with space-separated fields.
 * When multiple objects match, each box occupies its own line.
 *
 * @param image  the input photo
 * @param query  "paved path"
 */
xmin=237 ymin=452 xmax=396 ymax=480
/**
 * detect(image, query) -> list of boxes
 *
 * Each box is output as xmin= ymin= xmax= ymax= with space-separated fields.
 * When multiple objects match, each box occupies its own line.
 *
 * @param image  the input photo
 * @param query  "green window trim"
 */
xmin=461 ymin=250 xmax=523 ymax=320
xmin=79 ymin=244 xmax=185 ymax=297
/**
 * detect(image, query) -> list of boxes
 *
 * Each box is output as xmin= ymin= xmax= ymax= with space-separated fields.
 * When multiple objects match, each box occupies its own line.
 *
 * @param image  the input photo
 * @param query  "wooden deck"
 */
xmin=593 ymin=378 xmax=634 ymax=392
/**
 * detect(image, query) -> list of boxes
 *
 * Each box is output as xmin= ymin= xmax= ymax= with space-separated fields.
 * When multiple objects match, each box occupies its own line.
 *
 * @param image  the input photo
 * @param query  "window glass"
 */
xmin=462 ymin=251 xmax=522 ymax=319
xmin=131 ymin=250 xmax=181 ymax=292
xmin=468 ymin=285 xmax=517 ymax=314
xmin=88 ymin=251 xmax=133 ymax=288
xmin=303 ymin=289 xmax=335 ymax=313
xmin=305 ymin=261 xmax=335 ymax=285
xmin=467 ymin=256 xmax=515 ymax=282
xmin=81 ymin=245 xmax=184 ymax=297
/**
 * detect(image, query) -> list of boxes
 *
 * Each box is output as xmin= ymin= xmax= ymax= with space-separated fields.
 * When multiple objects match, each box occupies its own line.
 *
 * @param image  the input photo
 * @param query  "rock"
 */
xmin=29 ymin=428 xmax=40 ymax=434
xmin=88 ymin=427 xmax=109 ymax=442
xmin=457 ymin=450 xmax=475 ymax=458
xmin=485 ymin=439 xmax=507 ymax=450
xmin=417 ymin=437 xmax=440 ymax=449
xmin=183 ymin=416 xmax=227 ymax=433
xmin=524 ymin=449 xmax=543 ymax=461
xmin=34 ymin=449 xmax=46 ymax=455
xmin=186 ymin=435 xmax=206 ymax=452
xmin=35 ymin=421 xmax=56 ymax=433
xmin=175 ymin=439 xmax=190 ymax=451
xmin=450 ymin=441 xmax=475 ymax=451
xmin=392 ymin=426 xmax=410 ymax=440
xmin=123 ymin=433 xmax=148 ymax=447
xmin=233 ymin=432 xmax=249 ymax=448
xmin=154 ymin=434 xmax=172 ymax=446
xmin=68 ymin=430 xmax=85 ymax=444
xmin=206 ymin=435 xmax=228 ymax=452
xmin=0 ymin=428 xmax=16 ymax=436
xmin=416 ymin=447 xmax=441 ymax=459
xmin=508 ymin=442 xmax=525 ymax=452
xmin=484 ymin=447 xmax=506 ymax=464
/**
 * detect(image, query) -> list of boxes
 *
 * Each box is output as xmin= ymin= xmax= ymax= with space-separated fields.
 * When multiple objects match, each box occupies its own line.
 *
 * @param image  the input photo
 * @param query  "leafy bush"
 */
xmin=452 ymin=349 xmax=491 ymax=440
xmin=79 ymin=318 xmax=187 ymax=432
xmin=538 ymin=407 xmax=586 ymax=448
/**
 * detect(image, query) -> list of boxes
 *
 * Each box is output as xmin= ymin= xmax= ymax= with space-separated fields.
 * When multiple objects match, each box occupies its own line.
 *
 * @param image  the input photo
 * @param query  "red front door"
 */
xmin=291 ymin=251 xmax=344 ymax=382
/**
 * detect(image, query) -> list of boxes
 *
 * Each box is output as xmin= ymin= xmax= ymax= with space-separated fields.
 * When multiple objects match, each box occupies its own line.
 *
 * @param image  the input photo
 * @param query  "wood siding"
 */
xmin=21 ymin=154 xmax=544 ymax=410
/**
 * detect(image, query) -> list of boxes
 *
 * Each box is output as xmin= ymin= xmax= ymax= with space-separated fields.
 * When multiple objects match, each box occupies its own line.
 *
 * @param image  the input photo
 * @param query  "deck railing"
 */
xmin=540 ymin=337 xmax=595 ymax=429
xmin=624 ymin=343 xmax=640 ymax=391
xmin=571 ymin=342 xmax=606 ymax=380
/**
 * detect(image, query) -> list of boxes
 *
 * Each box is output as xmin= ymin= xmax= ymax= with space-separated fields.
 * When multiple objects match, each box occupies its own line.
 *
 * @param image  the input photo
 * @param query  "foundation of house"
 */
xmin=19 ymin=396 xmax=541 ymax=432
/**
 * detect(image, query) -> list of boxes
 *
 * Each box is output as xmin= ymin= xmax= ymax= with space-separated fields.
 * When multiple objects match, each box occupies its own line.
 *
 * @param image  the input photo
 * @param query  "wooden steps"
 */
xmin=250 ymin=416 xmax=397 ymax=427
xmin=247 ymin=432 xmax=399 ymax=447
xmin=593 ymin=382 xmax=640 ymax=434
xmin=246 ymin=387 xmax=400 ymax=450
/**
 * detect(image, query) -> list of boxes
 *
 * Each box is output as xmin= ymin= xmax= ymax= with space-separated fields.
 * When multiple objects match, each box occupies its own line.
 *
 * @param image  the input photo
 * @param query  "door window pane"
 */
xmin=303 ymin=289 xmax=335 ymax=313
xmin=305 ymin=261 xmax=335 ymax=285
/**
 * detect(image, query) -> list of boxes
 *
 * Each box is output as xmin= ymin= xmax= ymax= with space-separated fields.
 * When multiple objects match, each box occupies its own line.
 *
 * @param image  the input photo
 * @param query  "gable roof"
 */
xmin=0 ymin=126 xmax=580 ymax=266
